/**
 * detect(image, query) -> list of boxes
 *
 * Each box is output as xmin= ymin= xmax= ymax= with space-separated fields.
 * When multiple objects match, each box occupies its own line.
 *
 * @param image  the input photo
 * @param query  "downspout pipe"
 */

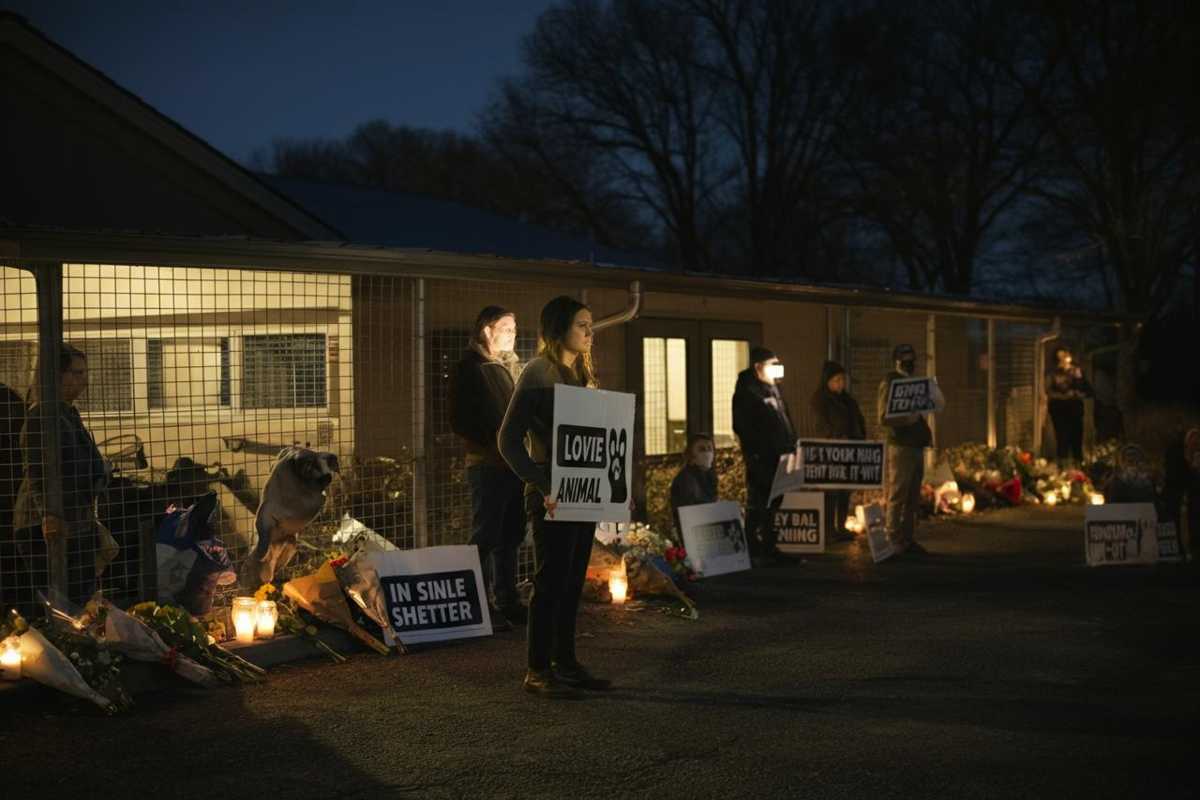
xmin=1033 ymin=316 xmax=1062 ymax=456
xmin=592 ymin=281 xmax=643 ymax=331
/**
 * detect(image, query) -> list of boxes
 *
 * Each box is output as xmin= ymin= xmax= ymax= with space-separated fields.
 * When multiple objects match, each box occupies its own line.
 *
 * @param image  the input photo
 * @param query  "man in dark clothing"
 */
xmin=448 ymin=306 xmax=526 ymax=628
xmin=733 ymin=346 xmax=795 ymax=563
xmin=670 ymin=432 xmax=719 ymax=539
xmin=876 ymin=344 xmax=943 ymax=556
xmin=1162 ymin=428 xmax=1200 ymax=561
xmin=1046 ymin=346 xmax=1093 ymax=467
xmin=810 ymin=361 xmax=865 ymax=542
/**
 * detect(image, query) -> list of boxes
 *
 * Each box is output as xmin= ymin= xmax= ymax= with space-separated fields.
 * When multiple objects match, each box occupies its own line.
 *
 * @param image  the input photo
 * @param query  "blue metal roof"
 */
xmin=259 ymin=174 xmax=662 ymax=269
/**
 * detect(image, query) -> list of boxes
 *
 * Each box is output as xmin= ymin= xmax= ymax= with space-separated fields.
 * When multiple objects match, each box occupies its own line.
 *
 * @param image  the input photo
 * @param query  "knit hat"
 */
xmin=750 ymin=346 xmax=776 ymax=365
xmin=892 ymin=344 xmax=916 ymax=361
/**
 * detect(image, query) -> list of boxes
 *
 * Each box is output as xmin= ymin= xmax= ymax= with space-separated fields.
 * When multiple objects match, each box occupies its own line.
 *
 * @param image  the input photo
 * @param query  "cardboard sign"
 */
xmin=774 ymin=492 xmax=825 ymax=555
xmin=1084 ymin=504 xmax=1158 ymax=567
xmin=860 ymin=503 xmax=895 ymax=562
xmin=797 ymin=439 xmax=885 ymax=490
xmin=678 ymin=501 xmax=751 ymax=577
xmin=549 ymin=384 xmax=636 ymax=522
xmin=363 ymin=546 xmax=492 ymax=646
xmin=768 ymin=450 xmax=805 ymax=503
xmin=884 ymin=377 xmax=938 ymax=418
xmin=1157 ymin=522 xmax=1181 ymax=563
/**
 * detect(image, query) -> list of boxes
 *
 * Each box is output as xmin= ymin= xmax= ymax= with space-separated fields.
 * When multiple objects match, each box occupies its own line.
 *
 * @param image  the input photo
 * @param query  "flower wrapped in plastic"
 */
xmin=129 ymin=602 xmax=265 ymax=684
xmin=282 ymin=558 xmax=390 ymax=655
xmin=82 ymin=596 xmax=221 ymax=688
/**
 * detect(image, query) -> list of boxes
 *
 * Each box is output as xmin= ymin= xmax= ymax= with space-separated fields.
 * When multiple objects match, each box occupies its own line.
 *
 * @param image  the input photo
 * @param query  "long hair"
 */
xmin=538 ymin=295 xmax=597 ymax=387
xmin=26 ymin=342 xmax=87 ymax=404
xmin=471 ymin=305 xmax=513 ymax=350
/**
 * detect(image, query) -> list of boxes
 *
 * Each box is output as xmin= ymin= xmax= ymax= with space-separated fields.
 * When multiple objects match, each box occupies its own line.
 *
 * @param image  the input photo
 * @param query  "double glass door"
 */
xmin=629 ymin=318 xmax=762 ymax=457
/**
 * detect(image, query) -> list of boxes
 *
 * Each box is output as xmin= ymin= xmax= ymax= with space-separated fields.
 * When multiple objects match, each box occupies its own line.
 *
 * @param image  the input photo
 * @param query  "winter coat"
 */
xmin=13 ymin=401 xmax=107 ymax=532
xmin=670 ymin=464 xmax=718 ymax=535
xmin=449 ymin=345 xmax=521 ymax=467
xmin=810 ymin=361 xmax=866 ymax=440
xmin=732 ymin=368 xmax=795 ymax=471
xmin=1046 ymin=365 xmax=1093 ymax=404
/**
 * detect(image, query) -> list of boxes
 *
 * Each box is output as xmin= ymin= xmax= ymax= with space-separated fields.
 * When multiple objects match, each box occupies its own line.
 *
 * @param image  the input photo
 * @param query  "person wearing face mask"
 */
xmin=1046 ymin=346 xmax=1093 ymax=467
xmin=1162 ymin=427 xmax=1200 ymax=561
xmin=449 ymin=306 xmax=526 ymax=630
xmin=670 ymin=433 xmax=719 ymax=539
xmin=876 ymin=344 xmax=942 ymax=557
xmin=811 ymin=361 xmax=866 ymax=542
xmin=733 ymin=346 xmax=795 ymax=565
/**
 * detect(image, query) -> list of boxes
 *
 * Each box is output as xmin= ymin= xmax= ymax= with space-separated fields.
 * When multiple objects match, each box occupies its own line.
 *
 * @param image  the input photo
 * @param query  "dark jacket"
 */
xmin=1046 ymin=365 xmax=1093 ymax=404
xmin=498 ymin=355 xmax=586 ymax=498
xmin=670 ymin=464 xmax=718 ymax=535
xmin=732 ymin=369 xmax=795 ymax=472
xmin=810 ymin=361 xmax=866 ymax=440
xmin=876 ymin=370 xmax=932 ymax=449
xmin=448 ymin=346 xmax=520 ymax=467
xmin=13 ymin=401 xmax=107 ymax=531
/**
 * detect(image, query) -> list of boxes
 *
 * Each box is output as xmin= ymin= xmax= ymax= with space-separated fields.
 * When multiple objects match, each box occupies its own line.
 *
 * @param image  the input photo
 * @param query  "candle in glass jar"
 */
xmin=609 ymin=565 xmax=628 ymax=605
xmin=0 ymin=636 xmax=20 ymax=681
xmin=256 ymin=601 xmax=278 ymax=639
xmin=232 ymin=597 xmax=257 ymax=643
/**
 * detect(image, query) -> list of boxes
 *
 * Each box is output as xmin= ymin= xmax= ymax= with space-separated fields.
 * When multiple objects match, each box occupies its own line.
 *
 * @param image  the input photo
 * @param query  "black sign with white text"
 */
xmin=884 ymin=377 xmax=937 ymax=417
xmin=381 ymin=569 xmax=483 ymax=633
xmin=798 ymin=439 xmax=885 ymax=490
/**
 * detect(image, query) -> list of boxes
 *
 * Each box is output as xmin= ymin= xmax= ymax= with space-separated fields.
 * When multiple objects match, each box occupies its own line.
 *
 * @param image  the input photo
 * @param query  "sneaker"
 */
xmin=552 ymin=660 xmax=613 ymax=691
xmin=523 ymin=669 xmax=580 ymax=698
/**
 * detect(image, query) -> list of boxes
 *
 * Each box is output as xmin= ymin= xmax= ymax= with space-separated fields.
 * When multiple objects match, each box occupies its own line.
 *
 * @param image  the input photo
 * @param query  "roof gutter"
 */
xmin=592 ymin=281 xmax=642 ymax=332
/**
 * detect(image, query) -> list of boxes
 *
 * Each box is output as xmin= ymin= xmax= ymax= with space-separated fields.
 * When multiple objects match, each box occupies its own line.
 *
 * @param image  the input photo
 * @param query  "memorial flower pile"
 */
xmin=128 ymin=601 xmax=266 ymax=684
xmin=935 ymin=443 xmax=1098 ymax=512
xmin=253 ymin=582 xmax=348 ymax=664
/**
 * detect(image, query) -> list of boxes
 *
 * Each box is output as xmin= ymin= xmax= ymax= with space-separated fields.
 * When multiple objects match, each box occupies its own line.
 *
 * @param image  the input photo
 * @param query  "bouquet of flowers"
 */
xmin=6 ymin=606 xmax=132 ymax=714
xmin=128 ymin=601 xmax=266 ymax=684
xmin=282 ymin=557 xmax=391 ymax=655
xmin=79 ymin=596 xmax=222 ymax=688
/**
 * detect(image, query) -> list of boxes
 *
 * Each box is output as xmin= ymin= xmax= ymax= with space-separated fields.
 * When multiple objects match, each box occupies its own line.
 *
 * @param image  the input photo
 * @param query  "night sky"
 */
xmin=5 ymin=0 xmax=558 ymax=163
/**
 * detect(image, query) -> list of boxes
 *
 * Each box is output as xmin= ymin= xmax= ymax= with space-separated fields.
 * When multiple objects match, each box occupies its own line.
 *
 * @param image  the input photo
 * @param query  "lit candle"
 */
xmin=960 ymin=493 xmax=976 ymax=514
xmin=232 ymin=597 xmax=257 ymax=643
xmin=256 ymin=600 xmax=278 ymax=639
xmin=609 ymin=563 xmax=628 ymax=605
xmin=1089 ymin=493 xmax=1105 ymax=506
xmin=1044 ymin=492 xmax=1059 ymax=506
xmin=0 ymin=636 xmax=20 ymax=681
xmin=1059 ymin=485 xmax=1071 ymax=501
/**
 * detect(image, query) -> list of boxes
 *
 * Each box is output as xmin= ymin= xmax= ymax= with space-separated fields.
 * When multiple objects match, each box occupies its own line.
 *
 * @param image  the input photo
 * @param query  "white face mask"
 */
xmin=694 ymin=451 xmax=715 ymax=470
xmin=765 ymin=363 xmax=785 ymax=381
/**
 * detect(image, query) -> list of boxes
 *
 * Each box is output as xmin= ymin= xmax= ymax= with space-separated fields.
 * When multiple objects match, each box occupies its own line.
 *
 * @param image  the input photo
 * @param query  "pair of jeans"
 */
xmin=885 ymin=446 xmax=925 ymax=549
xmin=466 ymin=464 xmax=525 ymax=610
xmin=526 ymin=501 xmax=594 ymax=670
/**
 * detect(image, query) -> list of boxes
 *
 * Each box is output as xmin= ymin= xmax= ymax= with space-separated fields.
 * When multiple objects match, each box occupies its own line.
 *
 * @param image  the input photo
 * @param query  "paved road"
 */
xmin=5 ymin=507 xmax=1199 ymax=799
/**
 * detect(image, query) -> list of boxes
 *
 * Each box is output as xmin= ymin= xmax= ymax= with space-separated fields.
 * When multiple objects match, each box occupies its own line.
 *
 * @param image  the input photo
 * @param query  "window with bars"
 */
xmin=242 ymin=334 xmax=327 ymax=409
xmin=643 ymin=336 xmax=688 ymax=456
xmin=711 ymin=339 xmax=749 ymax=449
xmin=69 ymin=338 xmax=133 ymax=413
xmin=147 ymin=337 xmax=231 ymax=410
xmin=0 ymin=340 xmax=36 ymax=400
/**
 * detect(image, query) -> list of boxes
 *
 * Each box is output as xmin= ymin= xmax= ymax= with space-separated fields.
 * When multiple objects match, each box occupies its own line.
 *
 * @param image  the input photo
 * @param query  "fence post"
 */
xmin=987 ymin=318 xmax=997 ymax=448
xmin=412 ymin=278 xmax=428 ymax=548
xmin=34 ymin=263 xmax=66 ymax=604
xmin=925 ymin=314 xmax=937 ymax=470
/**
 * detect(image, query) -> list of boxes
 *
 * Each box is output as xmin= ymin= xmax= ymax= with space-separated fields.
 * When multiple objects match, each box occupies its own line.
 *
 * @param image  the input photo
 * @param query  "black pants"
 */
xmin=466 ymin=464 xmax=525 ymax=610
xmin=526 ymin=499 xmax=594 ymax=670
xmin=826 ymin=490 xmax=851 ymax=539
xmin=745 ymin=457 xmax=778 ymax=557
xmin=1048 ymin=399 xmax=1084 ymax=464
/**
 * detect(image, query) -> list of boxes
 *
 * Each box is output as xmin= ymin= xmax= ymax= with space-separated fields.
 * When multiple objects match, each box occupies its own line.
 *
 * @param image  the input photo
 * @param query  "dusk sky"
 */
xmin=5 ymin=0 xmax=558 ymax=163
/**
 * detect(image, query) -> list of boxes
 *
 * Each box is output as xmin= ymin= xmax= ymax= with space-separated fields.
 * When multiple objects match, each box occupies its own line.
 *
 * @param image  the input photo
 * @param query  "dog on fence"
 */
xmin=240 ymin=446 xmax=339 ymax=587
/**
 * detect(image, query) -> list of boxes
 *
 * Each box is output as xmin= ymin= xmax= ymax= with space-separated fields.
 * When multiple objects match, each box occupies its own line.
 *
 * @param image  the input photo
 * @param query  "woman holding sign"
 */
xmin=499 ymin=295 xmax=612 ymax=698
xmin=810 ymin=361 xmax=866 ymax=541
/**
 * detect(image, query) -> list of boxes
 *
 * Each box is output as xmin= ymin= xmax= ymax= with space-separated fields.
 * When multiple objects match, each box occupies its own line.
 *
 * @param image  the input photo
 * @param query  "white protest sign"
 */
xmin=1084 ymin=503 xmax=1158 ymax=567
xmin=364 ymin=545 xmax=492 ymax=646
xmin=797 ymin=439 xmax=886 ymax=490
xmin=1156 ymin=522 xmax=1181 ymax=563
xmin=884 ymin=377 xmax=939 ymax=418
xmin=860 ymin=503 xmax=895 ymax=562
xmin=678 ymin=501 xmax=751 ymax=577
xmin=774 ymin=492 xmax=825 ymax=555
xmin=550 ymin=384 xmax=635 ymax=522
xmin=768 ymin=450 xmax=805 ymax=503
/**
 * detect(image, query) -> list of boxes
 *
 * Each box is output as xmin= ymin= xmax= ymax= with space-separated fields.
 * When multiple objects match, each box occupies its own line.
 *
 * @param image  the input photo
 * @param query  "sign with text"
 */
xmin=860 ymin=503 xmax=895 ymax=563
xmin=774 ymin=492 xmax=825 ymax=555
xmin=364 ymin=545 xmax=492 ymax=646
xmin=1084 ymin=504 xmax=1158 ymax=567
xmin=884 ymin=377 xmax=938 ymax=418
xmin=678 ymin=501 xmax=751 ymax=577
xmin=550 ymin=384 xmax=635 ymax=522
xmin=1156 ymin=522 xmax=1181 ymax=563
xmin=797 ymin=439 xmax=885 ymax=490
xmin=768 ymin=450 xmax=804 ymax=503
